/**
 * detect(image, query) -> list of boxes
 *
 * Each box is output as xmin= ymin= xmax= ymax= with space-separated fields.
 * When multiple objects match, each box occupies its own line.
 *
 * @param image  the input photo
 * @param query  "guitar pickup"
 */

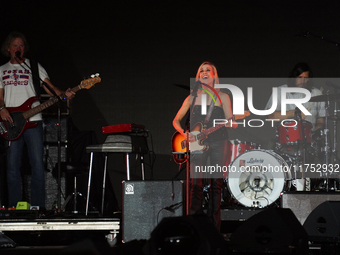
xmin=181 ymin=140 xmax=187 ymax=149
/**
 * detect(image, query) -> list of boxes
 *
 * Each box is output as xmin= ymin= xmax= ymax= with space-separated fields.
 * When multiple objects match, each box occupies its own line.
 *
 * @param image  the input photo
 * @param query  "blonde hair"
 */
xmin=195 ymin=61 xmax=219 ymax=85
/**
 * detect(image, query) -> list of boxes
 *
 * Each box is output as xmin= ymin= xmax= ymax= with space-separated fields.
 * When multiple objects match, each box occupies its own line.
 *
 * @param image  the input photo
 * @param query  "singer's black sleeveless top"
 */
xmin=190 ymin=105 xmax=228 ymax=142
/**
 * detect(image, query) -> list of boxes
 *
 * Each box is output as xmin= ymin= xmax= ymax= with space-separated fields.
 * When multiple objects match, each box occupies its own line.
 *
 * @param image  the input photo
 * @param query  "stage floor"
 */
xmin=1 ymin=191 xmax=340 ymax=253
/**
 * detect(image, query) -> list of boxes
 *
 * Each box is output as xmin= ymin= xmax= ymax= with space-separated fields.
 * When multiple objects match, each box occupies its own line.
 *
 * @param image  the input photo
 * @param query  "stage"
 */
xmin=0 ymin=191 xmax=339 ymax=254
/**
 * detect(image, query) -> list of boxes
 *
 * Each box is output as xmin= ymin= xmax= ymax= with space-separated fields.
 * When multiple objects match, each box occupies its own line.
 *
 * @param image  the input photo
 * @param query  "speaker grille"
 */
xmin=122 ymin=180 xmax=184 ymax=242
xmin=303 ymin=201 xmax=340 ymax=243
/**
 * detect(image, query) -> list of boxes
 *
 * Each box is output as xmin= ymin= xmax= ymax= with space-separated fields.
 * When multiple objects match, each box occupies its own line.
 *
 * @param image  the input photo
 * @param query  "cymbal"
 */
xmin=309 ymin=94 xmax=340 ymax=102
xmin=174 ymin=84 xmax=190 ymax=90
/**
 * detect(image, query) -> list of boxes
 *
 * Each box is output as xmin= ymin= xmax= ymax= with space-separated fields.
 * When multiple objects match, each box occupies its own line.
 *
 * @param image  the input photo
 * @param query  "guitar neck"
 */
xmin=71 ymin=85 xmax=82 ymax=94
xmin=197 ymin=124 xmax=224 ymax=140
xmin=196 ymin=115 xmax=235 ymax=140
xmin=23 ymin=97 xmax=58 ymax=120
xmin=22 ymin=85 xmax=82 ymax=120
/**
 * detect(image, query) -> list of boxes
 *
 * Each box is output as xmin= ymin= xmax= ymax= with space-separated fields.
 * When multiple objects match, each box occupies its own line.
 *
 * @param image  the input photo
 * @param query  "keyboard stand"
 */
xmin=85 ymin=134 xmax=148 ymax=216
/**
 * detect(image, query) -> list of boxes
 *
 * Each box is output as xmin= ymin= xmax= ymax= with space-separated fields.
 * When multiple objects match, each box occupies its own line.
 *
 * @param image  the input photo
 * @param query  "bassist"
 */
xmin=0 ymin=31 xmax=75 ymax=210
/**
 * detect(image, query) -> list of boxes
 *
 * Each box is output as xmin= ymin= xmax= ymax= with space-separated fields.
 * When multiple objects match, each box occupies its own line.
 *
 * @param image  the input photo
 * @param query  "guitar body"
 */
xmin=189 ymin=122 xmax=208 ymax=153
xmin=171 ymin=132 xmax=187 ymax=164
xmin=0 ymin=97 xmax=39 ymax=141
xmin=171 ymin=111 xmax=250 ymax=164
xmin=171 ymin=122 xmax=208 ymax=164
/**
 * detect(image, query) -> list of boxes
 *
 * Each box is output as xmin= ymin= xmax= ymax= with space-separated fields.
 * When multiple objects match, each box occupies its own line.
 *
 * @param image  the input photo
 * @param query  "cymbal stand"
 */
xmin=301 ymin=132 xmax=307 ymax=190
xmin=332 ymin=98 xmax=339 ymax=165
xmin=323 ymin=94 xmax=331 ymax=191
xmin=57 ymin=100 xmax=62 ymax=211
xmin=331 ymin=100 xmax=339 ymax=190
xmin=296 ymin=111 xmax=307 ymax=190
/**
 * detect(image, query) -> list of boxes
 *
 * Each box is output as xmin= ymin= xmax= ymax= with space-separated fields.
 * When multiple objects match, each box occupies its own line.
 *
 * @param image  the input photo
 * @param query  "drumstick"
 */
xmin=307 ymin=87 xmax=323 ymax=111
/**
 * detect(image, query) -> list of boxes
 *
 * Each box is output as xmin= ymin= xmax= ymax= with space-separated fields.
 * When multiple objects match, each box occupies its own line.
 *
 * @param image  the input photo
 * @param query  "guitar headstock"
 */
xmin=80 ymin=73 xmax=101 ymax=89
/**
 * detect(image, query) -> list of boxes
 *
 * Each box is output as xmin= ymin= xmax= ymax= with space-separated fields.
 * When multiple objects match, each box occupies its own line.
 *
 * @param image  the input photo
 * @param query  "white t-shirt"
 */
xmin=0 ymin=59 xmax=49 ymax=121
xmin=265 ymin=84 xmax=325 ymax=128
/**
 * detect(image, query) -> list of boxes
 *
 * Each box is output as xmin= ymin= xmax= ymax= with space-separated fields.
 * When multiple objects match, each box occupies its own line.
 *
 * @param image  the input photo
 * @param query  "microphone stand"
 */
xmin=184 ymin=81 xmax=200 ymax=215
xmin=39 ymin=82 xmax=65 ymax=212
xmin=175 ymin=80 xmax=213 ymax=215
xmin=14 ymin=55 xmax=67 ymax=211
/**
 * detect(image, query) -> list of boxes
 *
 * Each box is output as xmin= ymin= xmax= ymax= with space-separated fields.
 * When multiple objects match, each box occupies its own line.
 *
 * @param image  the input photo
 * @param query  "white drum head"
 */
xmin=227 ymin=150 xmax=291 ymax=208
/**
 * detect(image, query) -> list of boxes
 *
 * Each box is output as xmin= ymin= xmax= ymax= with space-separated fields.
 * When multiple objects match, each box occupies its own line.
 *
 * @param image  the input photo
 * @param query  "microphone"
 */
xmin=164 ymin=202 xmax=183 ymax=213
xmin=15 ymin=51 xmax=22 ymax=60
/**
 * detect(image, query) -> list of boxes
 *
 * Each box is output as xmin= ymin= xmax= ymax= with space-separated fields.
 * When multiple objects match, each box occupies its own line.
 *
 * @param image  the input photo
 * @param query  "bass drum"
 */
xmin=227 ymin=150 xmax=292 ymax=208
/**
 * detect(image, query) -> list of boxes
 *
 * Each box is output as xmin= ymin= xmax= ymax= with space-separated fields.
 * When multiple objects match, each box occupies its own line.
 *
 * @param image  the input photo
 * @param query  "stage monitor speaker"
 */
xmin=281 ymin=192 xmax=340 ymax=225
xmin=144 ymin=214 xmax=227 ymax=255
xmin=303 ymin=201 xmax=340 ymax=243
xmin=230 ymin=208 xmax=308 ymax=254
xmin=122 ymin=180 xmax=184 ymax=243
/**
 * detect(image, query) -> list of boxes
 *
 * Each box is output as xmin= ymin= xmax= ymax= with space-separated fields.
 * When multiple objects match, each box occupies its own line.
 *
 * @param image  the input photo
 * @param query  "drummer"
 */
xmin=265 ymin=62 xmax=325 ymax=131
xmin=265 ymin=62 xmax=325 ymax=191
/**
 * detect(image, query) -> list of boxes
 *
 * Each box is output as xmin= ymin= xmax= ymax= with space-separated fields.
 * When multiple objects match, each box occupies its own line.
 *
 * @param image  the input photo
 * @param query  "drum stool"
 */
xmin=55 ymin=162 xmax=89 ymax=213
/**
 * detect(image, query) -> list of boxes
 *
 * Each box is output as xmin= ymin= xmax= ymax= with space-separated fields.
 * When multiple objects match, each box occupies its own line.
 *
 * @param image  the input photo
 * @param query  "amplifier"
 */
xmin=122 ymin=180 xmax=184 ymax=242
xmin=43 ymin=117 xmax=69 ymax=143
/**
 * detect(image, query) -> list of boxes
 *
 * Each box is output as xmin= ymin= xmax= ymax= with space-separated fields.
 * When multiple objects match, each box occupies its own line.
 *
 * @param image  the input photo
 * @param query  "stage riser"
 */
xmin=281 ymin=192 xmax=340 ymax=225
xmin=0 ymin=219 xmax=119 ymax=247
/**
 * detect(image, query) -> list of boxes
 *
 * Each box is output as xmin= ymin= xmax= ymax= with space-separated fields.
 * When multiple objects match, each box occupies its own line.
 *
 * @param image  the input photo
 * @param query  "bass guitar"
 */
xmin=0 ymin=75 xmax=101 ymax=141
xmin=171 ymin=111 xmax=250 ymax=164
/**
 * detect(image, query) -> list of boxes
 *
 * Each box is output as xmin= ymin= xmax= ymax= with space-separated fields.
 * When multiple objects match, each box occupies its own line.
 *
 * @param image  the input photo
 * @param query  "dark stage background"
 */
xmin=1 ymin=0 xmax=340 ymax=208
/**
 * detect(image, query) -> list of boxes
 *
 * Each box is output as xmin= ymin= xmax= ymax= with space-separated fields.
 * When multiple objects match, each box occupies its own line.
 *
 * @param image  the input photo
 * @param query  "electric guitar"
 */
xmin=0 ymin=75 xmax=101 ymax=141
xmin=171 ymin=111 xmax=250 ymax=164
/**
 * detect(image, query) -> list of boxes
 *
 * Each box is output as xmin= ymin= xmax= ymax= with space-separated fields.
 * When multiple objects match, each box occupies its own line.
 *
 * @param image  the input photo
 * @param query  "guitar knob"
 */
xmin=91 ymin=74 xmax=95 ymax=78
xmin=95 ymin=73 xmax=100 ymax=77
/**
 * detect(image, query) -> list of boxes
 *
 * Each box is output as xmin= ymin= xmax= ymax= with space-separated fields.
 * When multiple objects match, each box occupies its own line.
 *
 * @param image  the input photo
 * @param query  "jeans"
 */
xmin=6 ymin=121 xmax=45 ymax=208
xmin=189 ymin=139 xmax=229 ymax=230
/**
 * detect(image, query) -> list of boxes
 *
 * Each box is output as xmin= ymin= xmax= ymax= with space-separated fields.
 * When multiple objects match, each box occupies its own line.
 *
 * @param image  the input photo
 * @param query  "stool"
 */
xmin=55 ymin=162 xmax=89 ymax=213
xmin=85 ymin=134 xmax=148 ymax=216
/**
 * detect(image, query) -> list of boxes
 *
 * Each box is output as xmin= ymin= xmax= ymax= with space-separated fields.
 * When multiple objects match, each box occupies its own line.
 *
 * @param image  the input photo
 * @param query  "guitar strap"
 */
xmin=30 ymin=58 xmax=42 ymax=98
xmin=203 ymin=94 xmax=217 ymax=129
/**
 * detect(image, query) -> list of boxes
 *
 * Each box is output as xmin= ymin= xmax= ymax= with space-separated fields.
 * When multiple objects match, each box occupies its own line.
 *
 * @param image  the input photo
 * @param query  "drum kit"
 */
xmin=173 ymin=83 xmax=340 ymax=209
xmin=223 ymin=92 xmax=340 ymax=209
